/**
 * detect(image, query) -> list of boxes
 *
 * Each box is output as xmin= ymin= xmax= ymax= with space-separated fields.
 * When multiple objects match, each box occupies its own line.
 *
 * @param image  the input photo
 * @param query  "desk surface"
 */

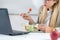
xmin=0 ymin=33 xmax=60 ymax=40
xmin=0 ymin=33 xmax=50 ymax=40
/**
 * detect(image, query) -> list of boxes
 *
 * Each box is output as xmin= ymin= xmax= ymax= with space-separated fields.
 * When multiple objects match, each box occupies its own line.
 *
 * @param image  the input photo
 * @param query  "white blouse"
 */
xmin=45 ymin=10 xmax=52 ymax=26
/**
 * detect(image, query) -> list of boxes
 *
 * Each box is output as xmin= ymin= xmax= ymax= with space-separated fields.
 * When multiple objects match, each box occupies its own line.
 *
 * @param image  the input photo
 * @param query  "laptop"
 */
xmin=0 ymin=8 xmax=29 ymax=36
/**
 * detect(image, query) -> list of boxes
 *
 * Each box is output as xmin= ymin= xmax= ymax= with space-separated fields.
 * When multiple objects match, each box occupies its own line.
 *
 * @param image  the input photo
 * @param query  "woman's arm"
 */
xmin=29 ymin=6 xmax=43 ymax=25
xmin=29 ymin=19 xmax=35 ymax=25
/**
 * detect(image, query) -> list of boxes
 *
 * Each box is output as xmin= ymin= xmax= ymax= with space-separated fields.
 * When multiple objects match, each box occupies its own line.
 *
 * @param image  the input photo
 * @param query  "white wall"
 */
xmin=0 ymin=0 xmax=43 ymax=14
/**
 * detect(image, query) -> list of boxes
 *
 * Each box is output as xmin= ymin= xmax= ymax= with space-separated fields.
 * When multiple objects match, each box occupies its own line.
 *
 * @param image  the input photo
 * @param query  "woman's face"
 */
xmin=44 ymin=0 xmax=57 ymax=8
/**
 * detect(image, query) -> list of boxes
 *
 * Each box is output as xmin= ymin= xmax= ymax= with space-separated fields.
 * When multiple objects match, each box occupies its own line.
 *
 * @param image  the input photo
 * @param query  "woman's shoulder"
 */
xmin=38 ymin=5 xmax=43 ymax=14
xmin=39 ymin=5 xmax=43 ymax=11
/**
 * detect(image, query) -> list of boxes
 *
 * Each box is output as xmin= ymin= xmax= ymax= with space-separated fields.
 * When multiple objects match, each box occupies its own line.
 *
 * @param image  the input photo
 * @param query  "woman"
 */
xmin=20 ymin=0 xmax=60 ymax=32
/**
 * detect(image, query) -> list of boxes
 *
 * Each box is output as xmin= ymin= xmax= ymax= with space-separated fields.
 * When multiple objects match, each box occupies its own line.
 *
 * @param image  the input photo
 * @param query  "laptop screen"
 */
xmin=0 ymin=8 xmax=12 ymax=34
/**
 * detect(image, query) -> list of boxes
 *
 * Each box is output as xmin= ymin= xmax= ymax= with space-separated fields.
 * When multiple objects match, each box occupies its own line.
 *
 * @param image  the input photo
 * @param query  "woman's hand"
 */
xmin=20 ymin=13 xmax=34 ymax=24
xmin=37 ymin=24 xmax=51 ymax=32
xmin=20 ymin=13 xmax=32 ymax=20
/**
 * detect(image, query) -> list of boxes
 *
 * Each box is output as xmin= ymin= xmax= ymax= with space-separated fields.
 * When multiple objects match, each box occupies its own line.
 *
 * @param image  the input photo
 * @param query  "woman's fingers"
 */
xmin=20 ymin=13 xmax=26 ymax=16
xmin=20 ymin=13 xmax=28 ymax=18
xmin=37 ymin=24 xmax=46 ymax=32
xmin=37 ymin=24 xmax=51 ymax=32
xmin=23 ymin=16 xmax=30 ymax=20
xmin=20 ymin=13 xmax=31 ymax=20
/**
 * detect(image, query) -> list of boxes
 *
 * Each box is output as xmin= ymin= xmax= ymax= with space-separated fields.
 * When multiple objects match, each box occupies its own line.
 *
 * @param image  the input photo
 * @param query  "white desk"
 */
xmin=0 ymin=33 xmax=60 ymax=40
xmin=0 ymin=33 xmax=50 ymax=40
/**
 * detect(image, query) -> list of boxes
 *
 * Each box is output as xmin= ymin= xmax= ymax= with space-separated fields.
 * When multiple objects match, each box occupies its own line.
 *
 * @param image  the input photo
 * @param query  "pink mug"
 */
xmin=50 ymin=29 xmax=59 ymax=40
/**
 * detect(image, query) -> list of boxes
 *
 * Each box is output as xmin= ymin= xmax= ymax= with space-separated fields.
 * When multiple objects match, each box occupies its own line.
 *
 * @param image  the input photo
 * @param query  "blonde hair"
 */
xmin=41 ymin=0 xmax=60 ymax=28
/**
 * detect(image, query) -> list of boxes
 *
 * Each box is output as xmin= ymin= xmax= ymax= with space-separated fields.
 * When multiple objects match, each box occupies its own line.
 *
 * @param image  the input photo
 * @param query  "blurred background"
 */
xmin=0 ymin=0 xmax=43 ymax=31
